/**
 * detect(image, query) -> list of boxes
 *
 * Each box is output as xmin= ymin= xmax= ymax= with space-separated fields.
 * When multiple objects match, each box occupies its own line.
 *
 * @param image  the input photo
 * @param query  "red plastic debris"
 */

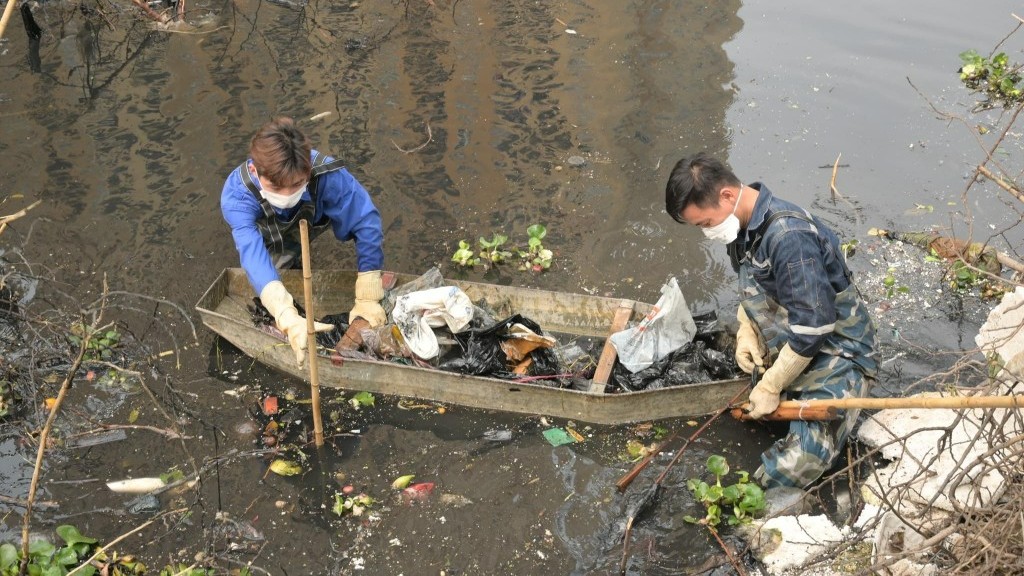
xmin=262 ymin=396 xmax=279 ymax=416
xmin=401 ymin=482 xmax=435 ymax=503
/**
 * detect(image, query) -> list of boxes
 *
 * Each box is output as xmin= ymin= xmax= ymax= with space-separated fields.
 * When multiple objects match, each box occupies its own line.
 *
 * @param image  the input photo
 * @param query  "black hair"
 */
xmin=664 ymin=152 xmax=741 ymax=223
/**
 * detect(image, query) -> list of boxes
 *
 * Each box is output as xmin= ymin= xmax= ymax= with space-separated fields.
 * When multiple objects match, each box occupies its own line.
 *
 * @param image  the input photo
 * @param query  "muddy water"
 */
xmin=0 ymin=0 xmax=1020 ymax=573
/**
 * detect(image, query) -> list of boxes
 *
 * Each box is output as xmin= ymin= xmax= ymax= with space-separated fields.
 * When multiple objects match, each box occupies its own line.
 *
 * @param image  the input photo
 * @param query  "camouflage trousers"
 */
xmin=754 ymin=354 xmax=872 ymax=489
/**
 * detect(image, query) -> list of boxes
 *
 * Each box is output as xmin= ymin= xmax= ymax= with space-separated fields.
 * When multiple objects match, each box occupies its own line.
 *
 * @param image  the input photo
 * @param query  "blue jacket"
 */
xmin=220 ymin=151 xmax=384 ymax=294
xmin=729 ymin=183 xmax=856 ymax=359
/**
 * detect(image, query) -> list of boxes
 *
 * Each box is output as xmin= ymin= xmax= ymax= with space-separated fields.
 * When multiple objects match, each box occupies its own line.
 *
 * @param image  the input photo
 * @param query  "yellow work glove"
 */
xmin=349 ymin=270 xmax=387 ymax=327
xmin=735 ymin=306 xmax=767 ymax=374
xmin=747 ymin=344 xmax=813 ymax=419
xmin=260 ymin=280 xmax=334 ymax=369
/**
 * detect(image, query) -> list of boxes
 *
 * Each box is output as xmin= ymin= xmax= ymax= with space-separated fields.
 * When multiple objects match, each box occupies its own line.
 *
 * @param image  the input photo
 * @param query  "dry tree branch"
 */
xmin=19 ymin=276 xmax=109 ymax=573
xmin=977 ymin=164 xmax=1024 ymax=203
xmin=66 ymin=507 xmax=189 ymax=576
xmin=0 ymin=200 xmax=42 ymax=225
xmin=128 ymin=0 xmax=171 ymax=23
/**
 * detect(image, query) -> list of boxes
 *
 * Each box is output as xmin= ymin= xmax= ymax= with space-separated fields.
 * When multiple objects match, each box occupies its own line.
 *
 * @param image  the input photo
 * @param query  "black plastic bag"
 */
xmin=439 ymin=314 xmax=560 ymax=381
xmin=248 ymin=298 xmax=349 ymax=349
xmin=611 ymin=308 xmax=740 ymax=391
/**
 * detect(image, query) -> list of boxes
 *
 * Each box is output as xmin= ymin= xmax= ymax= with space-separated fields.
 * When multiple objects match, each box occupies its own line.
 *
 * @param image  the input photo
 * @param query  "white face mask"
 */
xmin=701 ymin=187 xmax=743 ymax=244
xmin=260 ymin=183 xmax=307 ymax=210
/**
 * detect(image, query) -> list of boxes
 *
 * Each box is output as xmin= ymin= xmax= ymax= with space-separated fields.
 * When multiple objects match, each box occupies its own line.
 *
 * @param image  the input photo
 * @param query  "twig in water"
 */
xmin=20 ymin=277 xmax=108 ymax=573
xmin=391 ymin=123 xmax=433 ymax=154
xmin=830 ymin=153 xmax=843 ymax=203
xmin=616 ymin=382 xmax=752 ymax=492
xmin=67 ymin=507 xmax=188 ymax=575
xmin=707 ymin=526 xmax=748 ymax=576
xmin=69 ymin=424 xmax=190 ymax=441
xmin=977 ymin=164 xmax=1024 ymax=203
xmin=617 ymin=382 xmax=752 ymax=574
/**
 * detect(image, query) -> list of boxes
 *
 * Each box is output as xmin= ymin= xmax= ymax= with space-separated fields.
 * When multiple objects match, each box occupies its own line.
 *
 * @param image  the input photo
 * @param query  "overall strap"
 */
xmin=311 ymin=152 xmax=346 ymax=177
xmin=308 ymin=152 xmax=346 ymax=206
xmin=236 ymin=162 xmax=278 ymax=222
xmin=729 ymin=209 xmax=812 ymax=270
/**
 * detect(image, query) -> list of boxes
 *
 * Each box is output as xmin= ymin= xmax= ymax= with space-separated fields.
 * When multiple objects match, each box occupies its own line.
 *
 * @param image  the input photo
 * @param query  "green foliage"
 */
xmin=516 ymin=224 xmax=553 ymax=272
xmin=349 ymin=391 xmax=375 ymax=408
xmin=1 ymin=524 xmax=144 ymax=576
xmin=451 ymin=240 xmax=480 ymax=267
xmin=478 ymin=233 xmax=512 ymax=264
xmin=683 ymin=455 xmax=766 ymax=529
xmin=840 ymin=238 xmax=858 ymax=260
xmin=159 ymin=468 xmax=186 ymax=485
xmin=451 ymin=224 xmax=554 ymax=272
xmin=881 ymin=267 xmax=910 ymax=299
xmin=67 ymin=323 xmax=122 ymax=362
xmin=959 ymin=49 xmax=1024 ymax=106
xmin=332 ymin=492 xmax=375 ymax=517
xmin=947 ymin=260 xmax=982 ymax=291
xmin=0 ymin=379 xmax=10 ymax=419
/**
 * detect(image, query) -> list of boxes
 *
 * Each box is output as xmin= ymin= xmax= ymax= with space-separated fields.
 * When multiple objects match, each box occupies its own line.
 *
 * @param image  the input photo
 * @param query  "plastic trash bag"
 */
xmin=391 ymin=286 xmax=474 ymax=359
xmin=608 ymin=277 xmax=697 ymax=373
xmin=612 ymin=339 xmax=737 ymax=391
xmin=439 ymin=314 xmax=561 ymax=380
xmin=382 ymin=266 xmax=445 ymax=315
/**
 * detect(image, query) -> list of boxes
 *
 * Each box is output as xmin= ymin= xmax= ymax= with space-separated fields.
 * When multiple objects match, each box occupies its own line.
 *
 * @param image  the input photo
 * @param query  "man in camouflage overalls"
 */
xmin=665 ymin=153 xmax=878 ymax=488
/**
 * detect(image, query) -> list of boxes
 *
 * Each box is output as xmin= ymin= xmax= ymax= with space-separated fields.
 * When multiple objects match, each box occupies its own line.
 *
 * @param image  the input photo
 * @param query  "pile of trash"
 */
xmin=251 ymin=269 xmax=740 ymax=391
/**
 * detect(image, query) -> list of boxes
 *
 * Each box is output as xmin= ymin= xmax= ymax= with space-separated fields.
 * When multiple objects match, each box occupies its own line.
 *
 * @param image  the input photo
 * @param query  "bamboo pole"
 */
xmin=299 ymin=220 xmax=324 ymax=447
xmin=731 ymin=394 xmax=1024 ymax=421
xmin=0 ymin=0 xmax=19 ymax=43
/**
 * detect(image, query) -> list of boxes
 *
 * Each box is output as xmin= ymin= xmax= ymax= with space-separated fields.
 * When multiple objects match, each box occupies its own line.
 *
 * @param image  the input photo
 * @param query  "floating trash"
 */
xmin=483 ymin=429 xmax=513 ymax=442
xmin=542 ymin=427 xmax=577 ymax=446
xmin=126 ymin=494 xmax=161 ymax=515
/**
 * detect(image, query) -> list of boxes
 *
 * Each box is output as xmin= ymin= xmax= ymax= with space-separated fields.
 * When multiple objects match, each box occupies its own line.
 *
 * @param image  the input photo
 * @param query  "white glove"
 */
xmin=349 ymin=270 xmax=387 ymax=327
xmin=747 ymin=344 xmax=813 ymax=419
xmin=735 ymin=306 xmax=767 ymax=374
xmin=260 ymin=281 xmax=334 ymax=369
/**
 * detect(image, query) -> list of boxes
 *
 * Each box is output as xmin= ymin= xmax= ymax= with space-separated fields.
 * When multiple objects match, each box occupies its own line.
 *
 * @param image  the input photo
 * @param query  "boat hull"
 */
xmin=196 ymin=268 xmax=747 ymax=425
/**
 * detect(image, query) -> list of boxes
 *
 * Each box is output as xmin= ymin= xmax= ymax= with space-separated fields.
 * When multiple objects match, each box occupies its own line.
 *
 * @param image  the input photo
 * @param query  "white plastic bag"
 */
xmin=391 ymin=286 xmax=474 ymax=359
xmin=609 ymin=277 xmax=696 ymax=373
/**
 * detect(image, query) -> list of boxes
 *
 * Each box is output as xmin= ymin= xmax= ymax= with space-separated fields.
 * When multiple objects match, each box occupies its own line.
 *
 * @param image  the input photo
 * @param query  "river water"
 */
xmin=0 ymin=0 xmax=1021 ymax=573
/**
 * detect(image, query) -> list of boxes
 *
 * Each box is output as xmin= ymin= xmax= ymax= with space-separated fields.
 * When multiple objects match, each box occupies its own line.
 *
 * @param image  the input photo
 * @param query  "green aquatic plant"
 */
xmin=450 ymin=224 xmax=554 ymax=272
xmin=881 ymin=267 xmax=910 ymax=299
xmin=683 ymin=455 xmax=766 ymax=528
xmin=67 ymin=323 xmax=122 ymax=362
xmin=959 ymin=49 xmax=1024 ymax=106
xmin=0 ymin=524 xmax=146 ymax=576
xmin=517 ymin=224 xmax=553 ymax=272
xmin=478 ymin=233 xmax=512 ymax=265
xmin=451 ymin=240 xmax=480 ymax=267
xmin=333 ymin=492 xmax=375 ymax=517
xmin=0 ymin=379 xmax=10 ymax=419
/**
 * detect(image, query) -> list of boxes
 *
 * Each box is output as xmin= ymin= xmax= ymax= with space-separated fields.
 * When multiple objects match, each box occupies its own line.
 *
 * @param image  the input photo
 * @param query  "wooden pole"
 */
xmin=299 ymin=220 xmax=324 ymax=447
xmin=731 ymin=394 xmax=1024 ymax=422
xmin=0 ymin=0 xmax=19 ymax=43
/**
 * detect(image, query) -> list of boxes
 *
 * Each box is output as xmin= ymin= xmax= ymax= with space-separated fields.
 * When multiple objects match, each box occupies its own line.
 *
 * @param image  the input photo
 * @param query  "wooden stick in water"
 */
xmin=731 ymin=394 xmax=1024 ymax=422
xmin=299 ymin=220 xmax=325 ymax=448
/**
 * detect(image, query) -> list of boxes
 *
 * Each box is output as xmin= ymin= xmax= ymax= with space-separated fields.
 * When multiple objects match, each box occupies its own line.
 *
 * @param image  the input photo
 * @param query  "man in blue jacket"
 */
xmin=221 ymin=117 xmax=386 ymax=369
xmin=665 ymin=153 xmax=878 ymax=488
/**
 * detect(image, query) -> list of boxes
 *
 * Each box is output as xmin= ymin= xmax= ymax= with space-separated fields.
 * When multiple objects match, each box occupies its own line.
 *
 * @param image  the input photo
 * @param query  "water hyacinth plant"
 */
xmin=450 ymin=224 xmax=554 ymax=272
xmin=684 ymin=455 xmax=766 ymax=528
